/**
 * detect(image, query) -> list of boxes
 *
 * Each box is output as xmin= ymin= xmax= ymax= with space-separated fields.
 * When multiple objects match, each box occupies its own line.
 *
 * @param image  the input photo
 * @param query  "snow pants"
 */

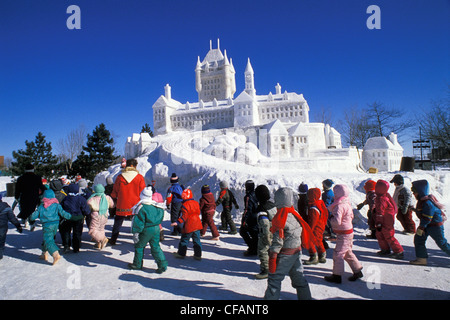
xmin=133 ymin=225 xmax=167 ymax=270
xmin=178 ymin=230 xmax=202 ymax=258
xmin=376 ymin=226 xmax=403 ymax=254
xmin=41 ymin=222 xmax=60 ymax=255
xmin=170 ymin=201 xmax=182 ymax=235
xmin=414 ymin=225 xmax=450 ymax=259
xmin=59 ymin=218 xmax=84 ymax=252
xmin=240 ymin=224 xmax=258 ymax=255
xmin=396 ymin=208 xmax=416 ymax=234
xmin=0 ymin=223 xmax=7 ymax=259
xmin=88 ymin=212 xmax=108 ymax=243
xmin=220 ymin=207 xmax=236 ymax=233
xmin=257 ymin=218 xmax=273 ymax=274
xmin=201 ymin=210 xmax=219 ymax=238
xmin=264 ymin=251 xmax=311 ymax=300
xmin=309 ymin=227 xmax=326 ymax=255
xmin=332 ymin=233 xmax=362 ymax=276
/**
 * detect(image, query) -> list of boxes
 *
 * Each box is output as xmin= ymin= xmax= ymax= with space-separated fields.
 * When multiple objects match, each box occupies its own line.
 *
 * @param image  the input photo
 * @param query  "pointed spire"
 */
xmin=196 ymin=56 xmax=202 ymax=70
xmin=209 ymin=40 xmax=212 ymax=50
xmin=217 ymin=38 xmax=220 ymax=50
xmin=224 ymin=50 xmax=230 ymax=66
xmin=245 ymin=58 xmax=254 ymax=74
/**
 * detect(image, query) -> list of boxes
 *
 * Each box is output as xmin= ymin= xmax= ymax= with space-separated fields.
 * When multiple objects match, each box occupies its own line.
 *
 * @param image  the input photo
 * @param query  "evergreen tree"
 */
xmin=11 ymin=132 xmax=58 ymax=177
xmin=141 ymin=123 xmax=154 ymax=137
xmin=71 ymin=123 xmax=117 ymax=180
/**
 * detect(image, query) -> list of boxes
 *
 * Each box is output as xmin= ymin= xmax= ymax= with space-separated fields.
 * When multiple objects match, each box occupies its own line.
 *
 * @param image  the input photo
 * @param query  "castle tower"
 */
xmin=244 ymin=58 xmax=256 ymax=97
xmin=195 ymin=39 xmax=236 ymax=102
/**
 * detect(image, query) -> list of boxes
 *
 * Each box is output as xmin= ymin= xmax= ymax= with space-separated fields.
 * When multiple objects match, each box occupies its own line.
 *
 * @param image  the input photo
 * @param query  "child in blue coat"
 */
xmin=29 ymin=189 xmax=81 ymax=265
xmin=0 ymin=194 xmax=23 ymax=259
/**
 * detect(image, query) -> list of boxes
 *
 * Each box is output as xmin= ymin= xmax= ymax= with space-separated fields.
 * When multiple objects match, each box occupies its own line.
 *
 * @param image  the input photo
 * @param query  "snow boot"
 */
xmin=318 ymin=252 xmax=326 ymax=263
xmin=52 ymin=251 xmax=61 ymax=265
xmin=156 ymin=266 xmax=167 ymax=274
xmin=304 ymin=253 xmax=318 ymax=265
xmin=173 ymin=252 xmax=185 ymax=259
xmin=100 ymin=237 xmax=109 ymax=249
xmin=377 ymin=249 xmax=391 ymax=256
xmin=409 ymin=257 xmax=427 ymax=266
xmin=324 ymin=274 xmax=342 ymax=284
xmin=390 ymin=251 xmax=404 ymax=260
xmin=128 ymin=263 xmax=142 ymax=270
xmin=348 ymin=269 xmax=363 ymax=282
xmin=255 ymin=272 xmax=269 ymax=280
xmin=39 ymin=251 xmax=49 ymax=261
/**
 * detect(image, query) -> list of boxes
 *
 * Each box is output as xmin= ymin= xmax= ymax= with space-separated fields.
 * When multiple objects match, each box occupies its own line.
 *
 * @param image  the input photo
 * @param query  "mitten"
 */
xmin=70 ymin=215 xmax=84 ymax=221
xmin=133 ymin=233 xmax=140 ymax=244
xmin=16 ymin=225 xmax=23 ymax=233
xmin=416 ymin=227 xmax=425 ymax=237
xmin=268 ymin=251 xmax=278 ymax=274
xmin=356 ymin=203 xmax=364 ymax=210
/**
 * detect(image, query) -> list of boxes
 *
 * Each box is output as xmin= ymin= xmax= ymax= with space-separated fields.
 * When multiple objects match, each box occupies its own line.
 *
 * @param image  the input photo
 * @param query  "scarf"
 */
xmin=43 ymin=197 xmax=59 ymax=209
xmin=89 ymin=192 xmax=109 ymax=215
xmin=270 ymin=206 xmax=315 ymax=250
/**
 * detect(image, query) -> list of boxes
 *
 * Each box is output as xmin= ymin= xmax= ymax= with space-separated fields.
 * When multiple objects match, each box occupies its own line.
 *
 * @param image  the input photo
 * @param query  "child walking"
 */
xmin=215 ymin=180 xmax=239 ymax=234
xmin=29 ymin=189 xmax=81 ymax=265
xmin=324 ymin=184 xmax=363 ymax=283
xmin=0 ymin=194 xmax=22 ymax=259
xmin=304 ymin=188 xmax=328 ymax=265
xmin=87 ymin=184 xmax=115 ymax=250
xmin=410 ymin=179 xmax=450 ymax=265
xmin=356 ymin=179 xmax=377 ymax=239
xmin=374 ymin=180 xmax=404 ymax=259
xmin=172 ymin=189 xmax=203 ymax=260
xmin=129 ymin=187 xmax=168 ymax=273
xmin=391 ymin=174 xmax=416 ymax=234
xmin=199 ymin=185 xmax=220 ymax=240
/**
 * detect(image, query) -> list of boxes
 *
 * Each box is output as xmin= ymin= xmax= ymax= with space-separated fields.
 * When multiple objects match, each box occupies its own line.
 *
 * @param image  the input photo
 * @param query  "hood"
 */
xmin=333 ymin=184 xmax=349 ymax=199
xmin=67 ymin=183 xmax=80 ymax=194
xmin=43 ymin=189 xmax=56 ymax=199
xmin=274 ymin=187 xmax=294 ymax=209
xmin=307 ymin=188 xmax=321 ymax=203
xmin=375 ymin=180 xmax=390 ymax=195
xmin=412 ymin=180 xmax=430 ymax=198
xmin=363 ymin=180 xmax=376 ymax=192
xmin=49 ymin=179 xmax=64 ymax=192
xmin=201 ymin=192 xmax=215 ymax=204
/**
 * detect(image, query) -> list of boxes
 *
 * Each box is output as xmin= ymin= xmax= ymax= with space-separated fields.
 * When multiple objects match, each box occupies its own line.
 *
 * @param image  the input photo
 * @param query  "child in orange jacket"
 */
xmin=171 ymin=189 xmax=203 ymax=260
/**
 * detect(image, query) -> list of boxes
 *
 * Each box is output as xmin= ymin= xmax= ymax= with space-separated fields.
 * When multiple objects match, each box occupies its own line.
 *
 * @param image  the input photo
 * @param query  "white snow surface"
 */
xmin=1 ymin=130 xmax=449 ymax=300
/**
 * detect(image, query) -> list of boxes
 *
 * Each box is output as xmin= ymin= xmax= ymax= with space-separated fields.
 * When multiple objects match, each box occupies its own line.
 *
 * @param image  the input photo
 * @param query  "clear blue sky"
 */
xmin=1 ymin=0 xmax=449 ymax=161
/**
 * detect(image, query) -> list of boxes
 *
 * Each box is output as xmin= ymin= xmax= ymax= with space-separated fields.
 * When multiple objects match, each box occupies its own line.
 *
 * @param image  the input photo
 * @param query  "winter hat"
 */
xmin=106 ymin=176 xmax=114 ymax=185
xmin=170 ymin=173 xmax=179 ymax=184
xmin=201 ymin=185 xmax=211 ymax=194
xmin=67 ymin=183 xmax=80 ymax=194
xmin=390 ymin=174 xmax=404 ymax=185
xmin=78 ymin=179 xmax=88 ymax=189
xmin=274 ymin=187 xmax=294 ymax=209
xmin=140 ymin=187 xmax=154 ymax=202
xmin=298 ymin=182 xmax=308 ymax=194
xmin=245 ymin=180 xmax=255 ymax=192
xmin=181 ymin=188 xmax=193 ymax=200
xmin=375 ymin=180 xmax=390 ymax=195
xmin=255 ymin=185 xmax=271 ymax=203
xmin=363 ymin=180 xmax=376 ymax=192
xmin=43 ymin=189 xmax=56 ymax=199
xmin=219 ymin=180 xmax=228 ymax=189
xmin=322 ymin=179 xmax=334 ymax=190
xmin=25 ymin=163 xmax=34 ymax=173
xmin=93 ymin=184 xmax=105 ymax=194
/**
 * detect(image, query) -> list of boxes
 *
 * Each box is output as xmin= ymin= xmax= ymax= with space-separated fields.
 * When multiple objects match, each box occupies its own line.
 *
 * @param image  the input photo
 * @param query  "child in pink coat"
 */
xmin=87 ymin=184 xmax=115 ymax=249
xmin=324 ymin=184 xmax=363 ymax=284
xmin=374 ymin=180 xmax=404 ymax=259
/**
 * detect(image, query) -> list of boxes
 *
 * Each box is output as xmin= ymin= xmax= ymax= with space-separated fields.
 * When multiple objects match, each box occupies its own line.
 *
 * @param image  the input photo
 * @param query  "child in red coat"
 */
xmin=374 ymin=180 xmax=404 ymax=259
xmin=171 ymin=189 xmax=203 ymax=260
xmin=304 ymin=188 xmax=328 ymax=265
xmin=199 ymin=185 xmax=220 ymax=240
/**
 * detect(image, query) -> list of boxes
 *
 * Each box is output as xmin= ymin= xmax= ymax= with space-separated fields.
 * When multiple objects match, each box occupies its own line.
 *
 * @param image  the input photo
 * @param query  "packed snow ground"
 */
xmin=0 ymin=172 xmax=449 ymax=300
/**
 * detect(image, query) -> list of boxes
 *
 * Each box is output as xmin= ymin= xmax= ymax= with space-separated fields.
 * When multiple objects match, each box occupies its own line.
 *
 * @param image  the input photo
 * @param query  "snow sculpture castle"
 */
xmin=150 ymin=40 xmax=342 ymax=159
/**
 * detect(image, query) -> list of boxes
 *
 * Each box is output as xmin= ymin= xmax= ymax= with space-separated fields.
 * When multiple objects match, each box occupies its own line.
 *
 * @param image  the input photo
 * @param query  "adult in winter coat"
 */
xmin=254 ymin=184 xmax=277 ymax=279
xmin=391 ymin=174 xmax=416 ymax=234
xmin=410 ymin=179 xmax=450 ymax=265
xmin=87 ymin=184 xmax=115 ymax=250
xmin=110 ymin=158 xmax=146 ymax=244
xmin=172 ymin=189 xmax=203 ymax=260
xmin=129 ymin=187 xmax=167 ymax=273
xmin=324 ymin=184 xmax=363 ymax=284
xmin=60 ymin=183 xmax=91 ymax=253
xmin=215 ymin=180 xmax=239 ymax=234
xmin=304 ymin=188 xmax=328 ymax=265
xmin=29 ymin=189 xmax=81 ymax=265
xmin=199 ymin=185 xmax=219 ymax=240
xmin=0 ymin=194 xmax=22 ymax=259
xmin=264 ymin=187 xmax=314 ymax=300
xmin=374 ymin=180 xmax=404 ymax=259
xmin=14 ymin=164 xmax=45 ymax=224
xmin=49 ymin=179 xmax=67 ymax=204
xmin=357 ymin=179 xmax=377 ymax=239
xmin=240 ymin=180 xmax=259 ymax=256
xmin=165 ymin=173 xmax=184 ymax=236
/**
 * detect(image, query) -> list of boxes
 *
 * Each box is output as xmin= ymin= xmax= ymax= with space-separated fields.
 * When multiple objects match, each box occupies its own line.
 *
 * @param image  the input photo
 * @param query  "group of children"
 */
xmin=1 ymin=171 xmax=449 ymax=300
